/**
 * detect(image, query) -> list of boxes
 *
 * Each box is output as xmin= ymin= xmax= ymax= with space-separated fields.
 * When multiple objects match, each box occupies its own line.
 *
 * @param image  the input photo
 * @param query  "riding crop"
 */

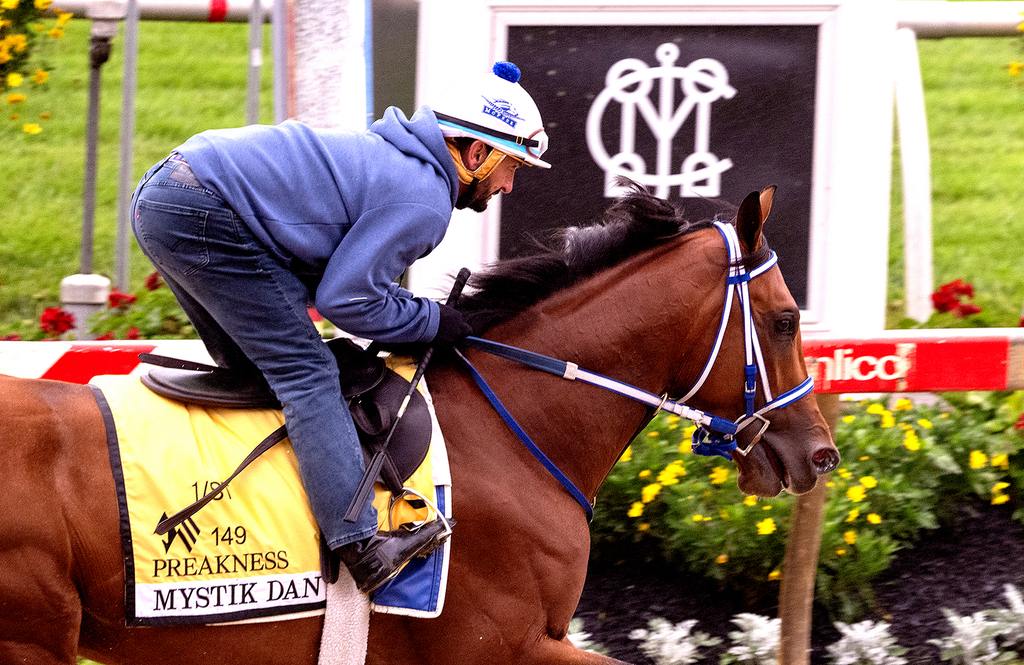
xmin=342 ymin=267 xmax=471 ymax=523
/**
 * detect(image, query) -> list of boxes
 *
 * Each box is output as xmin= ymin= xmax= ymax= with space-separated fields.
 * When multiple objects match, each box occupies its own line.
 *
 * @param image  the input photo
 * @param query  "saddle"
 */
xmin=140 ymin=337 xmax=432 ymax=493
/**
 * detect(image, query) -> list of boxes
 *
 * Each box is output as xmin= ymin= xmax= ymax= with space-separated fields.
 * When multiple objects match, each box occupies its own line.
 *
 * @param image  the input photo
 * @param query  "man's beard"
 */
xmin=456 ymin=179 xmax=492 ymax=212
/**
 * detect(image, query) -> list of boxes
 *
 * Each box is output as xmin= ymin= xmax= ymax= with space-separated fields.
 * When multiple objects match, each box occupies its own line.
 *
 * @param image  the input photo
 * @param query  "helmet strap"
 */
xmin=446 ymin=141 xmax=507 ymax=185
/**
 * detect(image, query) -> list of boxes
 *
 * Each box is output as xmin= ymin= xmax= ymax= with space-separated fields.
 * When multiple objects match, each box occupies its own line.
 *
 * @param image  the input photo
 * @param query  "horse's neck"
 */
xmin=473 ymin=232 xmax=724 ymax=500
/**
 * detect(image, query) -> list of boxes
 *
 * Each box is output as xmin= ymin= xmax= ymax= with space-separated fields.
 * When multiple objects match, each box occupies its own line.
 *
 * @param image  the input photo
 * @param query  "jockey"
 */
xmin=130 ymin=61 xmax=549 ymax=594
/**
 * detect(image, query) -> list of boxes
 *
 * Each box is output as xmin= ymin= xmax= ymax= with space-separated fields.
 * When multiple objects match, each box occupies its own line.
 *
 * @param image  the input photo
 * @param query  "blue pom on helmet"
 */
xmin=492 ymin=61 xmax=521 ymax=84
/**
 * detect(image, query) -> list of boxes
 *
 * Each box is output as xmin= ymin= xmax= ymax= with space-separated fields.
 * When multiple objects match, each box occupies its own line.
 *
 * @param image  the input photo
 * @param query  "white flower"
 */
xmin=721 ymin=613 xmax=780 ymax=664
xmin=826 ymin=620 xmax=907 ymax=665
xmin=629 ymin=617 xmax=721 ymax=665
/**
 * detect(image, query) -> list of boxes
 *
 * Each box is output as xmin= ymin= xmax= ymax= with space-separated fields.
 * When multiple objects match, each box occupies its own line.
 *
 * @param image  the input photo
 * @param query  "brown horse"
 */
xmin=0 ymin=184 xmax=838 ymax=665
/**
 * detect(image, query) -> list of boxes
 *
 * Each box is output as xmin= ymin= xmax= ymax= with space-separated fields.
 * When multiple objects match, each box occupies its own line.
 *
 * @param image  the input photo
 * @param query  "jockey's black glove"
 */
xmin=433 ymin=304 xmax=472 ymax=347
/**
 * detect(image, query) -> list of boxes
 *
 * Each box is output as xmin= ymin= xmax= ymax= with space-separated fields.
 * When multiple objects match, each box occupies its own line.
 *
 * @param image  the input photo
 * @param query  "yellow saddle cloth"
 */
xmin=91 ymin=360 xmax=451 ymax=626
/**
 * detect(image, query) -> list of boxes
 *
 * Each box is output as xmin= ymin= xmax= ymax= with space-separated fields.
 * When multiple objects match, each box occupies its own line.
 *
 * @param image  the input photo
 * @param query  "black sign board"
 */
xmin=503 ymin=24 xmax=819 ymax=308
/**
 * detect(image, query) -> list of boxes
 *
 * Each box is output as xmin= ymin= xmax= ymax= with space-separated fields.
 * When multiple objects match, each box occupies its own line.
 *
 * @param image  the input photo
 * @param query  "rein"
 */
xmin=455 ymin=221 xmax=815 ymax=518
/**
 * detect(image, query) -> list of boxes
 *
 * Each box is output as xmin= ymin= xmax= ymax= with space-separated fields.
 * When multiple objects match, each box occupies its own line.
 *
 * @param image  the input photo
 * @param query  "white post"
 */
xmin=290 ymin=0 xmax=366 ymax=129
xmin=60 ymin=274 xmax=111 ymax=340
xmin=894 ymin=27 xmax=934 ymax=323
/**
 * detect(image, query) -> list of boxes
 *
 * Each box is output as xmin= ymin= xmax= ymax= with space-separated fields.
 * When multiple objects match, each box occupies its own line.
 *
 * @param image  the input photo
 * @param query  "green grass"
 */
xmin=888 ymin=36 xmax=1024 ymax=326
xmin=1 ymin=25 xmax=1022 ymax=333
xmin=0 ymin=19 xmax=274 ymax=335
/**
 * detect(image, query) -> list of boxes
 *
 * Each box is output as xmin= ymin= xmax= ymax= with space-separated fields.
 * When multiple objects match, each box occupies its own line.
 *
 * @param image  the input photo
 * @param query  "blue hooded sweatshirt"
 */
xmin=175 ymin=106 xmax=458 ymax=344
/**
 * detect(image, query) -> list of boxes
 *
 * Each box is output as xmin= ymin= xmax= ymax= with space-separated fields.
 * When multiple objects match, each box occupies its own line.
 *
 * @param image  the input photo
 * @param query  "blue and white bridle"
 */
xmin=455 ymin=221 xmax=815 ymax=518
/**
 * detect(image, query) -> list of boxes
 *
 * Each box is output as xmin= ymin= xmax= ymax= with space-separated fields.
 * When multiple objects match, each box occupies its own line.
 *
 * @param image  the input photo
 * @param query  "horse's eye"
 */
xmin=774 ymin=314 xmax=797 ymax=337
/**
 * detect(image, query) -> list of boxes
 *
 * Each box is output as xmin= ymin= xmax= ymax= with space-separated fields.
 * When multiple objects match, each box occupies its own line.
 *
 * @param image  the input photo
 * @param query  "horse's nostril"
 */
xmin=812 ymin=448 xmax=840 ymax=475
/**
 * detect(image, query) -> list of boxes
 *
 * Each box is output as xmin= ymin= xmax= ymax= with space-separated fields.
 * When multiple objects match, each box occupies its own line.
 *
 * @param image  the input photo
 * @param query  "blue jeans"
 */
xmin=131 ymin=155 xmax=378 ymax=548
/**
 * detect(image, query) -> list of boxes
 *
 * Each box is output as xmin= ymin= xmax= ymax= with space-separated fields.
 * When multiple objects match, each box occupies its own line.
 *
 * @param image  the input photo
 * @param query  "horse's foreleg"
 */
xmin=525 ymin=637 xmax=632 ymax=665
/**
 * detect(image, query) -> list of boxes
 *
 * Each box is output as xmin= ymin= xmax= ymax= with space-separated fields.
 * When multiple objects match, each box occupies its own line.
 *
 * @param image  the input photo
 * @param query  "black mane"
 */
xmin=459 ymin=182 xmax=721 ymax=332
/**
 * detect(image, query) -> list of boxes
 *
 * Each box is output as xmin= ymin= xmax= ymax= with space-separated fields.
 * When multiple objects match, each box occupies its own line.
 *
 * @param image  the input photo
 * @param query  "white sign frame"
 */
xmin=412 ymin=0 xmax=895 ymax=334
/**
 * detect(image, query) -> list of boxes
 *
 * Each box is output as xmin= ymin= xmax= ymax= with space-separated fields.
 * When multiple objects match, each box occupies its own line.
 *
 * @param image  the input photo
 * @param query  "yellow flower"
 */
xmin=31 ymin=69 xmax=48 ymax=85
xmin=859 ymin=455 xmax=871 ymax=461
xmin=646 ymin=431 xmax=660 ymax=438
xmin=7 ymin=33 xmax=27 ymax=52
xmin=993 ymin=494 xmax=1010 ymax=505
xmin=762 ymin=505 xmax=773 ymax=511
xmin=894 ymin=398 xmax=913 ymax=411
xmin=842 ymin=415 xmax=855 ymax=424
xmin=867 ymin=513 xmax=882 ymax=525
xmin=709 ymin=466 xmax=729 ymax=485
xmin=743 ymin=495 xmax=758 ymax=507
xmin=846 ymin=508 xmax=860 ymax=523
xmin=837 ymin=468 xmax=852 ymax=480
xmin=641 ymin=483 xmax=662 ymax=504
xmin=969 ymin=450 xmax=988 ymax=470
xmin=657 ymin=461 xmax=686 ymax=486
xmin=843 ymin=530 xmax=857 ymax=545
xmin=835 ymin=548 xmax=847 ymax=556
xmin=638 ymin=469 xmax=651 ymax=479
xmin=6 ymin=72 xmax=23 ymax=88
xmin=917 ymin=418 xmax=933 ymax=430
xmin=0 ymin=0 xmax=19 ymax=9
xmin=756 ymin=518 xmax=777 ymax=535
xmin=715 ymin=554 xmax=729 ymax=565
xmin=993 ymin=482 xmax=1011 ymax=492
xmin=627 ymin=502 xmax=644 ymax=518
xmin=903 ymin=429 xmax=921 ymax=452
xmin=991 ymin=482 xmax=1011 ymax=506
xmin=881 ymin=413 xmax=895 ymax=429
xmin=56 ymin=10 xmax=73 ymax=26
xmin=768 ymin=569 xmax=781 ymax=581
xmin=859 ymin=476 xmax=878 ymax=489
xmin=691 ymin=513 xmax=711 ymax=522
xmin=846 ymin=486 xmax=866 ymax=503
xmin=866 ymin=403 xmax=886 ymax=416
xmin=48 ymin=26 xmax=64 ymax=39
xmin=991 ymin=453 xmax=1009 ymax=469
xmin=825 ymin=480 xmax=835 ymax=488
xmin=618 ymin=446 xmax=632 ymax=463
xmin=34 ymin=0 xmax=51 ymax=7
xmin=22 ymin=122 xmax=41 ymax=134
xmin=637 ymin=523 xmax=650 ymax=532
xmin=6 ymin=92 xmax=26 ymax=104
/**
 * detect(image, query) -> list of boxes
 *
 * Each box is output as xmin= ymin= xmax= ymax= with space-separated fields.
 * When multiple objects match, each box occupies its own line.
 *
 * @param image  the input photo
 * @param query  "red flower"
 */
xmin=39 ymin=307 xmax=75 ymax=335
xmin=95 ymin=332 xmax=115 ymax=341
xmin=125 ymin=327 xmax=141 ymax=340
xmin=144 ymin=271 xmax=163 ymax=291
xmin=930 ymin=278 xmax=982 ymax=318
xmin=2 ymin=333 xmax=22 ymax=341
xmin=1015 ymin=413 xmax=1024 ymax=431
xmin=108 ymin=290 xmax=137 ymax=309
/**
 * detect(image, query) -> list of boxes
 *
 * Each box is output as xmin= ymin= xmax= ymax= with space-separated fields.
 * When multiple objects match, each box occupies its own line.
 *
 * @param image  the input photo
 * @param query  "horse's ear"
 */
xmin=736 ymin=185 xmax=776 ymax=252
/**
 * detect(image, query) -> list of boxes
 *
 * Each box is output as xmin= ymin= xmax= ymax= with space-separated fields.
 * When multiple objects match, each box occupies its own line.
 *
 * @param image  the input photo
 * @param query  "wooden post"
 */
xmin=777 ymin=392 xmax=839 ymax=665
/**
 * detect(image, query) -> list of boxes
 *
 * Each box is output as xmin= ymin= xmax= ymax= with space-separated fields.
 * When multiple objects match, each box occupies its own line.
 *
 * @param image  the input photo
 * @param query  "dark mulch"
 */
xmin=576 ymin=502 xmax=1024 ymax=664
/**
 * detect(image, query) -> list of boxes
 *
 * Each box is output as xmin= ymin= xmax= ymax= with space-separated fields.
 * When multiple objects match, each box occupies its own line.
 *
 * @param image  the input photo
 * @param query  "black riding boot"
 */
xmin=335 ymin=519 xmax=454 ymax=594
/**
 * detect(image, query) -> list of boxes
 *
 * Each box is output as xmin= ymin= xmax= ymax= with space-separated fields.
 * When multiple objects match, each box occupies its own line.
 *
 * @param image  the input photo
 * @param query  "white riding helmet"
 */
xmin=432 ymin=61 xmax=551 ymax=172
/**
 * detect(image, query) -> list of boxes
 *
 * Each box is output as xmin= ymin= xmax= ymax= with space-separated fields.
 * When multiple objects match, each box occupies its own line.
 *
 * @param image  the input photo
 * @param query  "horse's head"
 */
xmin=673 ymin=187 xmax=839 ymax=496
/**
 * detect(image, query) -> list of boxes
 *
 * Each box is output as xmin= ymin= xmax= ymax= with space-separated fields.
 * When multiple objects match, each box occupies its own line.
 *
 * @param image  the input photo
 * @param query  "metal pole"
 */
xmin=272 ymin=0 xmax=289 ymax=122
xmin=246 ymin=0 xmax=262 ymax=124
xmin=81 ymin=27 xmax=113 ymax=275
xmin=115 ymin=0 xmax=140 ymax=289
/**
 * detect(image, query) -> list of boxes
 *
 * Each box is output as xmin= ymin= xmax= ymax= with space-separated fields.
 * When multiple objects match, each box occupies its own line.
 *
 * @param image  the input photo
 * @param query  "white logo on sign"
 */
xmin=586 ymin=42 xmax=736 ymax=199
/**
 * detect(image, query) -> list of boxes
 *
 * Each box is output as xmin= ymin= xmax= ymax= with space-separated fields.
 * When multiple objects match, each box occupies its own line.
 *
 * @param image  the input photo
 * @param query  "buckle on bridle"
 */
xmin=731 ymin=413 xmax=771 ymax=457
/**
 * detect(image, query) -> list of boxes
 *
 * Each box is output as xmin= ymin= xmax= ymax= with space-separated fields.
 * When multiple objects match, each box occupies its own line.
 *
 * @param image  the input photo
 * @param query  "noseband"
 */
xmin=455 ymin=221 xmax=815 ymax=518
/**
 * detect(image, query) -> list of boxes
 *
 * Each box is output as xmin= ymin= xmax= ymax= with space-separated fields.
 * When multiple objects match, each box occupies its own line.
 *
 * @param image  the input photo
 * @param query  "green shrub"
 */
xmin=592 ymin=393 xmax=1024 ymax=619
